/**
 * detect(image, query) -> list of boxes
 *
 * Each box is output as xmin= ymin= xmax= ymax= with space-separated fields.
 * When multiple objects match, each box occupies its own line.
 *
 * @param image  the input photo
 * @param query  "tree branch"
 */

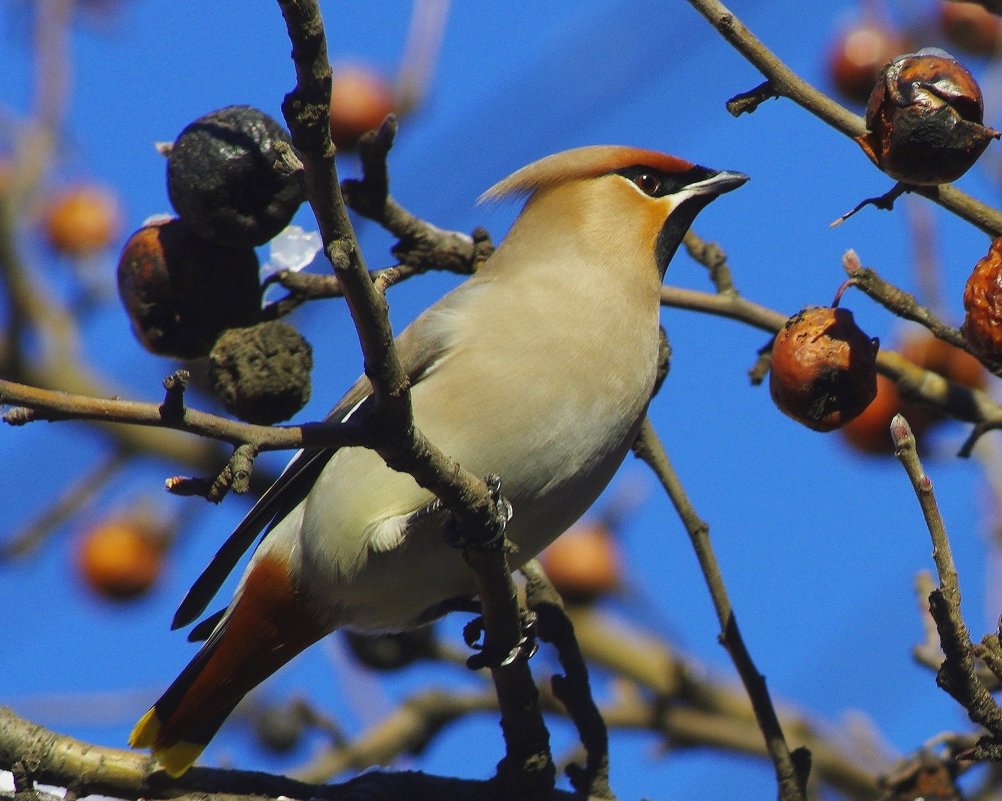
xmin=274 ymin=2 xmax=550 ymax=793
xmin=0 ymin=706 xmax=566 ymax=801
xmin=342 ymin=118 xmax=494 ymax=277
xmin=275 ymin=0 xmax=508 ymax=557
xmin=840 ymin=251 xmax=967 ymax=350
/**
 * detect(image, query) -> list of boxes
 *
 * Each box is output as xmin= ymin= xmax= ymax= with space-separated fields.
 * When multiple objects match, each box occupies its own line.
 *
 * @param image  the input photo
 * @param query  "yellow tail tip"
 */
xmin=128 ymin=707 xmax=160 ymax=749
xmin=129 ymin=707 xmax=203 ymax=776
xmin=152 ymin=741 xmax=204 ymax=777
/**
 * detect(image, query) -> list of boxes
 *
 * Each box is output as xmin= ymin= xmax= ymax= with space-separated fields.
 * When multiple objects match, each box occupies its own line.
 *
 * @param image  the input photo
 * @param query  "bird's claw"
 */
xmin=463 ymin=609 xmax=538 ymax=669
xmin=444 ymin=473 xmax=512 ymax=550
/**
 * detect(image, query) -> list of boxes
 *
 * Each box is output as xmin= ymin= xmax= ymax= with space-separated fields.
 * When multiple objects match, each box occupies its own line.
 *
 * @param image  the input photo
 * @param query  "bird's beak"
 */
xmin=653 ymin=168 xmax=748 ymax=277
xmin=690 ymin=169 xmax=749 ymax=198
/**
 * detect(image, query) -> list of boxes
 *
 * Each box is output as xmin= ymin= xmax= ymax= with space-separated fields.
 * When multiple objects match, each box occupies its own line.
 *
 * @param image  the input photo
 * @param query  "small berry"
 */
xmin=76 ymin=517 xmax=165 ymax=601
xmin=769 ymin=306 xmax=879 ymax=432
xmin=829 ymin=22 xmax=905 ymax=105
xmin=167 ymin=106 xmax=304 ymax=247
xmin=539 ymin=521 xmax=622 ymax=604
xmin=208 ymin=321 xmax=313 ymax=424
xmin=841 ymin=331 xmax=984 ymax=454
xmin=855 ymin=48 xmax=1000 ymax=185
xmin=901 ymin=331 xmax=986 ymax=390
xmin=840 ymin=373 xmax=909 ymax=453
xmin=940 ymin=2 xmax=1002 ymax=57
xmin=963 ymin=237 xmax=1002 ymax=362
xmin=329 ymin=64 xmax=396 ymax=150
xmin=116 ymin=218 xmax=261 ymax=359
xmin=43 ymin=184 xmax=121 ymax=256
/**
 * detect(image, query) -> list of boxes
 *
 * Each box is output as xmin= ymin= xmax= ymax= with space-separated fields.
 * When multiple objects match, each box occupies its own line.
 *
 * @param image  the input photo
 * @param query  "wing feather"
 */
xmin=171 ymin=396 xmax=364 ymax=630
xmin=172 ymin=309 xmax=456 ymax=631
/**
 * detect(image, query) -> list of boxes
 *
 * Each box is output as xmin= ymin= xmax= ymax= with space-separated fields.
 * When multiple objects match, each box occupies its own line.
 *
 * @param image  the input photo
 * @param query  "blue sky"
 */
xmin=3 ymin=1 xmax=1002 ymax=798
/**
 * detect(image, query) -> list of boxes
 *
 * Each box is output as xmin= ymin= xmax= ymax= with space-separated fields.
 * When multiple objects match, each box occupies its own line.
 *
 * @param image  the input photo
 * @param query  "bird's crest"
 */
xmin=478 ymin=145 xmax=697 ymax=203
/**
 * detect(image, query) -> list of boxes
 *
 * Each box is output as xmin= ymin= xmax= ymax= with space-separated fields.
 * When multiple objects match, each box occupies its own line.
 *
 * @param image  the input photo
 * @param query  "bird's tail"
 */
xmin=129 ymin=554 xmax=327 ymax=776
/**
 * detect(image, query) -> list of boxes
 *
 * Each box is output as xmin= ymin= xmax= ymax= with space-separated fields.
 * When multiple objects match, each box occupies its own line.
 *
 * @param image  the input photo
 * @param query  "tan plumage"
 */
xmin=129 ymin=145 xmax=747 ymax=776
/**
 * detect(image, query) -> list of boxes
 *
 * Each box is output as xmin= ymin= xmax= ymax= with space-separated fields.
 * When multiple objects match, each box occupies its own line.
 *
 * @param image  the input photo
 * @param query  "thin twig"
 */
xmin=891 ymin=415 xmax=1002 ymax=751
xmin=0 ymin=376 xmax=360 ymax=451
xmin=160 ymin=371 xmax=189 ymax=424
xmin=166 ymin=443 xmax=259 ymax=502
xmin=841 ymin=251 xmax=967 ymax=350
xmin=393 ymin=0 xmax=451 ymax=114
xmin=462 ymin=536 xmax=556 ymax=799
xmin=631 ymin=418 xmax=809 ymax=801
xmin=276 ymin=0 xmax=505 ymax=553
xmin=830 ymin=183 xmax=908 ymax=228
xmin=260 ymin=262 xmax=446 ymax=320
xmin=290 ymin=689 xmax=498 ymax=783
xmin=683 ymin=230 xmax=735 ymax=295
xmin=660 ymin=285 xmax=786 ymax=333
xmin=342 ymin=118 xmax=493 ymax=276
xmin=522 ymin=559 xmax=613 ymax=800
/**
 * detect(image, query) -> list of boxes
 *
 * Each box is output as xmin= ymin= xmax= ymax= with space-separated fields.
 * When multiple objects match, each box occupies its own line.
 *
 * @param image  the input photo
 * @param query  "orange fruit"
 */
xmin=43 ymin=185 xmax=121 ymax=256
xmin=829 ymin=22 xmax=905 ymax=104
xmin=76 ymin=518 xmax=164 ymax=601
xmin=116 ymin=218 xmax=261 ymax=359
xmin=901 ymin=331 xmax=986 ymax=391
xmin=769 ymin=307 xmax=878 ymax=432
xmin=940 ymin=2 xmax=1002 ymax=56
xmin=540 ymin=521 xmax=622 ymax=604
xmin=854 ymin=49 xmax=998 ymax=186
xmin=840 ymin=374 xmax=910 ymax=453
xmin=329 ymin=64 xmax=395 ymax=150
xmin=964 ymin=238 xmax=1002 ymax=363
xmin=841 ymin=331 xmax=986 ymax=454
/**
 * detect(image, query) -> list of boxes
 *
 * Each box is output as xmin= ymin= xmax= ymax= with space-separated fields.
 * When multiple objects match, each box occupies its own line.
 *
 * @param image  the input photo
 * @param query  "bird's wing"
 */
xmin=171 ymin=312 xmax=457 ymax=631
xmin=171 ymin=386 xmax=368 ymax=630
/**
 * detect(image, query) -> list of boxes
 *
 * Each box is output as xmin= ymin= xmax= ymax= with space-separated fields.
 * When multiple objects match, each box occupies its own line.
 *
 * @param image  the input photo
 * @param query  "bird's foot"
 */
xmin=443 ymin=473 xmax=512 ymax=550
xmin=463 ymin=608 xmax=538 ymax=669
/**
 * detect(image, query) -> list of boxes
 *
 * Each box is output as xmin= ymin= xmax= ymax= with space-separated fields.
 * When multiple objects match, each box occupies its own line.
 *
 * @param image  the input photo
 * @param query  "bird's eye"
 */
xmin=632 ymin=172 xmax=662 ymax=196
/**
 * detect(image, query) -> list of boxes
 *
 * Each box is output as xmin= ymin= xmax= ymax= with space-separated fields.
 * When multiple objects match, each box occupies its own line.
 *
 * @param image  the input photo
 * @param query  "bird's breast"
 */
xmin=412 ymin=268 xmax=660 ymax=529
xmin=296 ymin=257 xmax=662 ymax=630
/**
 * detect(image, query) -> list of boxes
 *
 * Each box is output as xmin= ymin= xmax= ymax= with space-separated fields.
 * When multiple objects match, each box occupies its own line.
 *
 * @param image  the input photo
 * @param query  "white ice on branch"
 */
xmin=262 ymin=225 xmax=322 ymax=279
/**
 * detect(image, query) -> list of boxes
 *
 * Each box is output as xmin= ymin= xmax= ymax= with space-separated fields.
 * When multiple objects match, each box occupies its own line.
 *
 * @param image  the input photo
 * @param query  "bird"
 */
xmin=129 ymin=145 xmax=747 ymax=776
